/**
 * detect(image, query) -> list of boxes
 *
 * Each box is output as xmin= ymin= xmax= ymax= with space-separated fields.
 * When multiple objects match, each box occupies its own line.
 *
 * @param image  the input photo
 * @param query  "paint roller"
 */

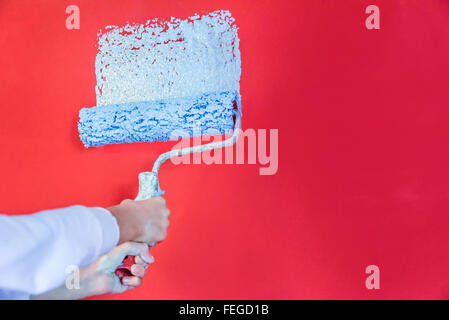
xmin=77 ymin=10 xmax=241 ymax=278
xmin=79 ymin=92 xmax=242 ymax=199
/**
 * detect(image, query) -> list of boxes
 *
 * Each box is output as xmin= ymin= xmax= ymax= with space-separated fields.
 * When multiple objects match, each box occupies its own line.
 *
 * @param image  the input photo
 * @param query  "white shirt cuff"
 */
xmin=88 ymin=207 xmax=120 ymax=255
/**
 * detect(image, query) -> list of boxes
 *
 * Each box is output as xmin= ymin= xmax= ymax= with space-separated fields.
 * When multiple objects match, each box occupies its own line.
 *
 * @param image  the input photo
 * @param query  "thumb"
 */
xmin=97 ymin=242 xmax=154 ymax=273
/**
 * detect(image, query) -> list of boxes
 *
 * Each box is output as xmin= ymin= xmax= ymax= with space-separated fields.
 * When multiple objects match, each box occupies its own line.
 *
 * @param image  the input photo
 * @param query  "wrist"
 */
xmin=90 ymin=207 xmax=120 ymax=252
xmin=107 ymin=205 xmax=137 ymax=244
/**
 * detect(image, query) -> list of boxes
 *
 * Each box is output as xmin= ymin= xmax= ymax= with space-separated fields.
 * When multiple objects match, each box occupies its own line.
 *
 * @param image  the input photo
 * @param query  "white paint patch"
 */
xmin=94 ymin=10 xmax=241 ymax=106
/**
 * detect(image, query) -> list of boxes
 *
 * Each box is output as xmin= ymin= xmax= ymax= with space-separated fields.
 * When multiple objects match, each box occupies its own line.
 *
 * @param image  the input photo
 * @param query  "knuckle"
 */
xmin=159 ymin=230 xmax=167 ymax=241
xmin=135 ymin=242 xmax=147 ymax=251
xmin=121 ymin=242 xmax=134 ymax=251
xmin=158 ymin=219 xmax=168 ymax=229
xmin=125 ymin=241 xmax=145 ymax=253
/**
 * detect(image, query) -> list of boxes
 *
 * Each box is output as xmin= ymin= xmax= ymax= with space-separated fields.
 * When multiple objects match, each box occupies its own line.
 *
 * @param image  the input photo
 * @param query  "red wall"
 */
xmin=1 ymin=0 xmax=449 ymax=299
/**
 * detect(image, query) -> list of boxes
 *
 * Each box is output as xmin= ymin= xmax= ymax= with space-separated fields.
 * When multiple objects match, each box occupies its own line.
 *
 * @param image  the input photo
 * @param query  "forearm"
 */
xmin=0 ymin=205 xmax=119 ymax=295
xmin=30 ymin=283 xmax=91 ymax=300
xmin=31 ymin=241 xmax=153 ymax=300
xmin=30 ymin=267 xmax=98 ymax=300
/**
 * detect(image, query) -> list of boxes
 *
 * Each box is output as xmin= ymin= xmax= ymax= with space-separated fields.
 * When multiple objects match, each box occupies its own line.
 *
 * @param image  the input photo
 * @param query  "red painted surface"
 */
xmin=1 ymin=0 xmax=449 ymax=299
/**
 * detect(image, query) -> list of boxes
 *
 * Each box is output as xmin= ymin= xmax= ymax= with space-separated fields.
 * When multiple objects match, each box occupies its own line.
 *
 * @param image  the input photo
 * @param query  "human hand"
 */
xmin=107 ymin=197 xmax=170 ymax=246
xmin=32 ymin=242 xmax=154 ymax=299
xmin=82 ymin=242 xmax=153 ymax=296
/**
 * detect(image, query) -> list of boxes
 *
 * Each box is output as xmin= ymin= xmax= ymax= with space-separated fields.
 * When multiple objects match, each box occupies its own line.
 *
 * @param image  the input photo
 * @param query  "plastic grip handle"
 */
xmin=115 ymin=172 xmax=164 ymax=279
xmin=114 ymin=255 xmax=135 ymax=278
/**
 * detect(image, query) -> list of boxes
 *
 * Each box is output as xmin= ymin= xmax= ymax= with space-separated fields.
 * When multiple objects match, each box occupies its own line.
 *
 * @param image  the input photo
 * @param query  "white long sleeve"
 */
xmin=0 ymin=205 xmax=120 ymax=298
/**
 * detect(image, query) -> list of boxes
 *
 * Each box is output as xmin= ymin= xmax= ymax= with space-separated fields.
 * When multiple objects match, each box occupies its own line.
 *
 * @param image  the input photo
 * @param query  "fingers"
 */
xmin=154 ymin=199 xmax=170 ymax=243
xmin=130 ymin=264 xmax=146 ymax=278
xmin=118 ymin=197 xmax=170 ymax=246
xmin=124 ymin=242 xmax=154 ymax=263
xmin=156 ymin=198 xmax=170 ymax=217
xmin=152 ymin=196 xmax=166 ymax=205
xmin=131 ymin=255 xmax=150 ymax=278
xmin=120 ymin=251 xmax=150 ymax=289
xmin=122 ymin=276 xmax=142 ymax=288
xmin=115 ymin=244 xmax=152 ymax=290
xmin=135 ymin=255 xmax=150 ymax=267
xmin=143 ymin=219 xmax=169 ymax=245
xmin=144 ymin=197 xmax=170 ymax=220
xmin=122 ymin=254 xmax=149 ymax=286
xmin=104 ymin=242 xmax=154 ymax=270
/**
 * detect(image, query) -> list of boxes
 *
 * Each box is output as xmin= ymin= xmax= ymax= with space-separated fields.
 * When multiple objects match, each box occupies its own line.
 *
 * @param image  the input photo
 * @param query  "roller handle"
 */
xmin=114 ymin=109 xmax=241 ymax=279
xmin=115 ymin=172 xmax=164 ymax=279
